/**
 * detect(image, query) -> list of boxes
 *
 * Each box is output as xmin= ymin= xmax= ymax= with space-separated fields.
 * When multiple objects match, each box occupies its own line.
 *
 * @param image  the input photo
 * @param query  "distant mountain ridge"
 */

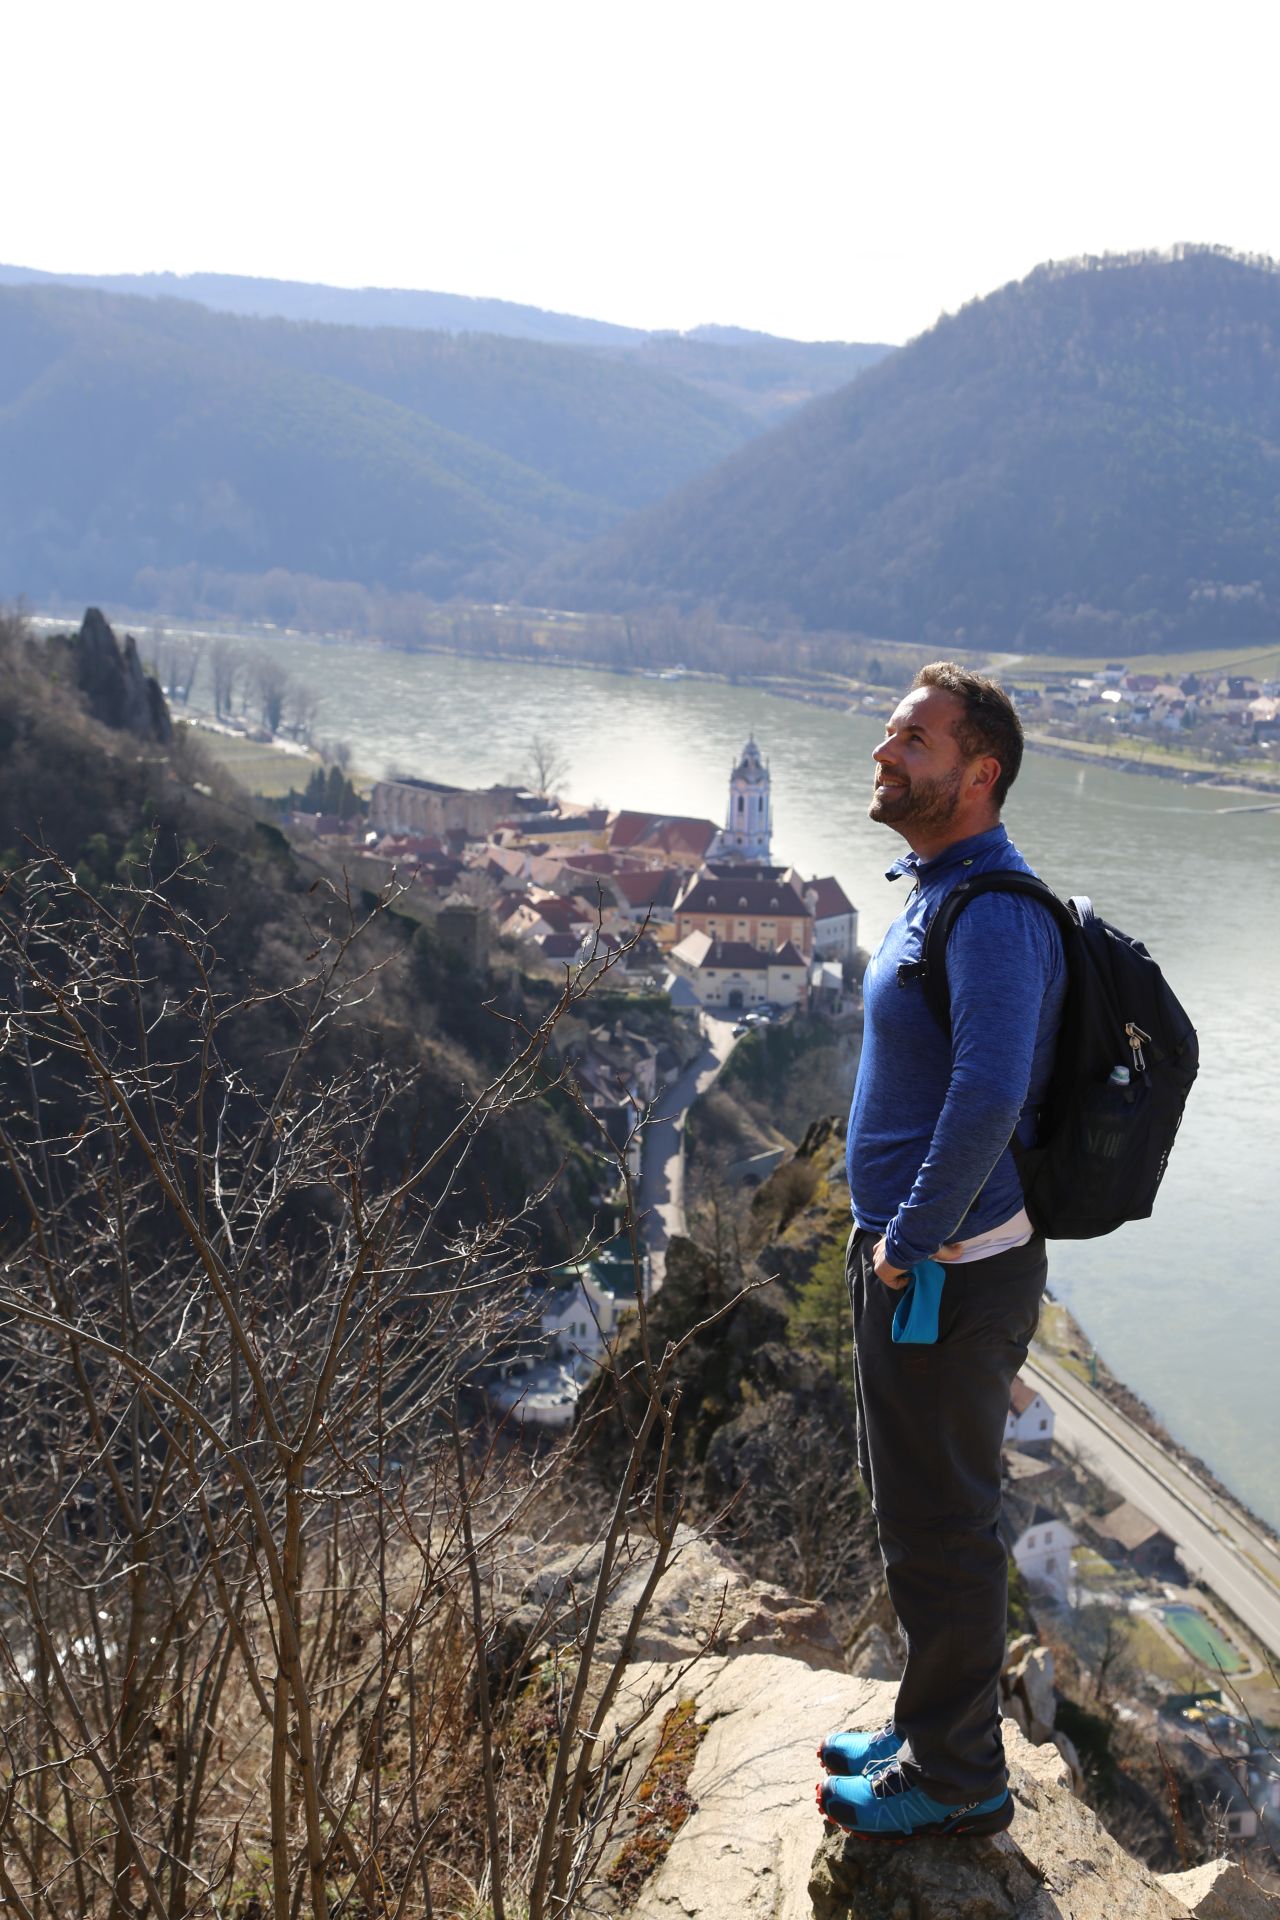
xmin=540 ymin=247 xmax=1280 ymax=653
xmin=0 ymin=281 xmax=764 ymax=605
xmin=0 ymin=262 xmax=650 ymax=346
xmin=0 ymin=262 xmax=893 ymax=425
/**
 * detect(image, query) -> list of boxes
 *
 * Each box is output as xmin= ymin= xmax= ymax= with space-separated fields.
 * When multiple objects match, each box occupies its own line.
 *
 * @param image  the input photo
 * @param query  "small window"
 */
xmin=1039 ymin=1418 xmax=1048 ymax=1430
xmin=1045 ymin=1555 xmax=1057 ymax=1572
xmin=1027 ymin=1533 xmax=1036 ymax=1548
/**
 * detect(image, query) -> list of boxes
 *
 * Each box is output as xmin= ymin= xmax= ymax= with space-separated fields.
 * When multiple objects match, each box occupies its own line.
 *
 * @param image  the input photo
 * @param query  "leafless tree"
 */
xmin=153 ymin=630 xmax=203 ymax=706
xmin=250 ymin=653 xmax=293 ymax=735
xmin=0 ymin=853 xmax=738 ymax=1919
xmin=522 ymin=733 xmax=571 ymax=800
xmin=209 ymin=640 xmax=240 ymax=721
xmin=286 ymin=682 xmax=320 ymax=743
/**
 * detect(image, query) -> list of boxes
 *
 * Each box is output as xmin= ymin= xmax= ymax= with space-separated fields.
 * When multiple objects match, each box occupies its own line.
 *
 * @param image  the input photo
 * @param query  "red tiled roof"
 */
xmin=809 ymin=875 xmax=854 ymax=919
xmin=679 ymin=875 xmax=810 ymax=918
xmin=1009 ymin=1378 xmax=1038 ymax=1415
xmin=615 ymin=868 xmax=683 ymax=910
xmin=534 ymin=896 xmax=587 ymax=933
xmin=610 ymin=810 xmax=718 ymax=857
xmin=540 ymin=931 xmax=582 ymax=960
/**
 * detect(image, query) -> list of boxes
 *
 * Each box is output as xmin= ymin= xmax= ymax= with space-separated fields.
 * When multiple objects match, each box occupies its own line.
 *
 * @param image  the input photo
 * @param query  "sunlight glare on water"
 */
xmin=191 ymin=634 xmax=1280 ymax=1526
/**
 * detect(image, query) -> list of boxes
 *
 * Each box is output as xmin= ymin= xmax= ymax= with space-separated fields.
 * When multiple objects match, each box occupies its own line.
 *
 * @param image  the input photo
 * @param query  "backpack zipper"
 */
xmin=1125 ymin=1022 xmax=1150 ymax=1072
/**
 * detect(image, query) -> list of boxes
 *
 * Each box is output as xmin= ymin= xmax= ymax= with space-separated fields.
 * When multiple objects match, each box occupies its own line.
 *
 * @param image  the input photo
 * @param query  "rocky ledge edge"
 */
xmin=586 ymin=1529 xmax=1277 ymax=1920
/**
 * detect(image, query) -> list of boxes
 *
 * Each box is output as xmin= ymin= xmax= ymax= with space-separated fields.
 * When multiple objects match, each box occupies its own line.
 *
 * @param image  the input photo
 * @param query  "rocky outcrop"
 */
xmin=62 ymin=608 xmax=171 ymax=742
xmin=1156 ymin=1858 xmax=1280 ymax=1917
xmin=596 ymin=1536 xmax=1260 ymax=1920
xmin=514 ymin=1527 xmax=844 ymax=1673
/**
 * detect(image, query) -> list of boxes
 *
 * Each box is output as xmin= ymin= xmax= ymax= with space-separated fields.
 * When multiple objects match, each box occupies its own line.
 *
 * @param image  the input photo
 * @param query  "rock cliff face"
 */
xmin=599 ymin=1532 xmax=1275 ymax=1920
xmin=61 ymin=607 xmax=171 ymax=742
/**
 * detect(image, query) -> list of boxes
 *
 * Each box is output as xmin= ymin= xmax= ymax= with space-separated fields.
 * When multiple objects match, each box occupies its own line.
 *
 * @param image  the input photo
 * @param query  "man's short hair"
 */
xmin=913 ymin=662 xmax=1024 ymax=809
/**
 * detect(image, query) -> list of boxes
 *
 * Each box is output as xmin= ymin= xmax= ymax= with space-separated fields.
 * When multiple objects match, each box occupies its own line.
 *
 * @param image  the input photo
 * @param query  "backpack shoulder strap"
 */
xmin=905 ymin=870 xmax=1080 ymax=1031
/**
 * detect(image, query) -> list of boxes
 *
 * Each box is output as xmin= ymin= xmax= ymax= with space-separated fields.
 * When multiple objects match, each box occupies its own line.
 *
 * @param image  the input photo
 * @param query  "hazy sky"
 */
xmin=6 ymin=0 xmax=1277 ymax=344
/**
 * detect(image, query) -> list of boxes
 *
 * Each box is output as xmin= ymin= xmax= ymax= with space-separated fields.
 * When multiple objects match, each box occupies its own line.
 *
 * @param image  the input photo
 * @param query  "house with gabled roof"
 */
xmin=1007 ymin=1505 xmax=1078 ymax=1603
xmin=1083 ymin=1501 xmax=1180 ymax=1577
xmin=612 ymin=866 xmax=685 ymax=928
xmin=805 ymin=875 xmax=859 ymax=961
xmin=608 ymin=811 xmax=719 ymax=865
xmin=668 ymin=932 xmax=809 ymax=1010
xmin=674 ymin=872 xmax=814 ymax=960
xmin=1005 ymin=1377 xmax=1055 ymax=1452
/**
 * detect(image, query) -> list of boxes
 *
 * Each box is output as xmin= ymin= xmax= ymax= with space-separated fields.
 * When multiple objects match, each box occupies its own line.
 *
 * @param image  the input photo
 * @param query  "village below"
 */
xmin=172 ymin=626 xmax=1280 ymax=1872
xmin=6 ymin=603 xmax=1278 ymax=1915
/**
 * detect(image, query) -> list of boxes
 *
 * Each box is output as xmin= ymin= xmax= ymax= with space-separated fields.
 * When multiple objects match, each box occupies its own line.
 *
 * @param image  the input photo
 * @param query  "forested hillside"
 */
xmin=0 ymin=606 xmax=594 ymax=1235
xmin=542 ymin=248 xmax=1280 ymax=653
xmin=0 ymin=283 xmax=755 ymax=605
xmin=0 ymin=262 xmax=891 ymax=424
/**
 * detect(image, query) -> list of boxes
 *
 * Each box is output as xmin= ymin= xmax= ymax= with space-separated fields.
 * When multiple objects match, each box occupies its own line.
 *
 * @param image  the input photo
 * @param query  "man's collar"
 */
xmin=884 ymin=822 xmax=1008 ymax=883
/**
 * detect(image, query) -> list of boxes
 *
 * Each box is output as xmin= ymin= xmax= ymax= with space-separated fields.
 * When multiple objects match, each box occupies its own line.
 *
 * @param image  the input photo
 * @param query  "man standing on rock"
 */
xmin=818 ymin=662 xmax=1066 ymax=1841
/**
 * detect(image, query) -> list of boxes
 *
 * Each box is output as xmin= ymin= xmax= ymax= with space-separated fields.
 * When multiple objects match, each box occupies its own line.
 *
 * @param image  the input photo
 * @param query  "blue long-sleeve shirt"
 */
xmin=845 ymin=823 xmax=1066 ymax=1270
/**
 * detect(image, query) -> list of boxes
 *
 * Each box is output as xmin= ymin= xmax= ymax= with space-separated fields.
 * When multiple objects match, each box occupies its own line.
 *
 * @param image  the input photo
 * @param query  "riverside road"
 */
xmin=633 ymin=1015 xmax=1280 ymax=1666
xmin=637 ymin=1010 xmax=739 ymax=1292
xmin=1025 ymin=1346 xmax=1280 ymax=1665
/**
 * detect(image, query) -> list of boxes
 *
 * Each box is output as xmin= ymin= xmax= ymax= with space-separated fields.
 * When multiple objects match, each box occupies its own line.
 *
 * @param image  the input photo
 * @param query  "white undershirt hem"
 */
xmin=946 ymin=1207 xmax=1035 ymax=1264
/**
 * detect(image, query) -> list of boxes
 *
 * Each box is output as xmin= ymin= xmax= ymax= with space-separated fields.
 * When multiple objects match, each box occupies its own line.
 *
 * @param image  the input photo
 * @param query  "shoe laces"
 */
xmin=865 ymin=1759 xmax=908 ymax=1799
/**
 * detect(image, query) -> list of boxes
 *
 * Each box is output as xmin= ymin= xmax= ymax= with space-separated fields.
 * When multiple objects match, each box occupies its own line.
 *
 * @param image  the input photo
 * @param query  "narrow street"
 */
xmin=1024 ymin=1344 xmax=1280 ymax=1664
xmin=637 ymin=1011 xmax=740 ymax=1293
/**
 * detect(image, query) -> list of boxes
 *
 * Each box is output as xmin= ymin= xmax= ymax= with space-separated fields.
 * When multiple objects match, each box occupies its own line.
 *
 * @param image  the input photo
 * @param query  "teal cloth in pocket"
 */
xmin=890 ymin=1258 xmax=947 ymax=1344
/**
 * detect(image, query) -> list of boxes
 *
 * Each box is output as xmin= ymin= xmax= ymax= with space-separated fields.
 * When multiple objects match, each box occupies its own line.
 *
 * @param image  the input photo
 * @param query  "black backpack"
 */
xmin=906 ymin=872 xmax=1199 ymax=1239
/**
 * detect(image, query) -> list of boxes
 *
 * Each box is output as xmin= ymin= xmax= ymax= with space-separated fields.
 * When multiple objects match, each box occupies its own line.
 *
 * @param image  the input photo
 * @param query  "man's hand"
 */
xmin=873 ymin=1237 xmax=965 ymax=1287
xmin=872 ymin=1238 xmax=910 ymax=1289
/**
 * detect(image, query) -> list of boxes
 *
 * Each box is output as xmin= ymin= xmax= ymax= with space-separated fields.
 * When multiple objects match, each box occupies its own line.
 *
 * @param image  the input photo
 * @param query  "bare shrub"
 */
xmin=0 ymin=855 xmax=738 ymax=1919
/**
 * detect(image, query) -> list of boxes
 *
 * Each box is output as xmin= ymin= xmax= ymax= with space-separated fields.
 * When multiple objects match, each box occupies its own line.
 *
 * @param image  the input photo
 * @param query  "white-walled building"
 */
xmin=805 ymin=876 xmax=859 ymax=962
xmin=540 ymin=1274 xmax=622 ymax=1364
xmin=1010 ymin=1507 xmax=1078 ymax=1604
xmin=1006 ymin=1377 xmax=1055 ymax=1451
xmin=370 ymin=776 xmax=518 ymax=840
xmin=668 ymin=931 xmax=809 ymax=1011
xmin=717 ymin=738 xmax=773 ymax=863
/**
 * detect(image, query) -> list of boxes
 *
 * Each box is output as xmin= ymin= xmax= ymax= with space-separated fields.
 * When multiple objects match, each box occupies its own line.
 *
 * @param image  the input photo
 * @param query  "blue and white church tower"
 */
xmin=720 ymin=736 xmax=772 ymax=863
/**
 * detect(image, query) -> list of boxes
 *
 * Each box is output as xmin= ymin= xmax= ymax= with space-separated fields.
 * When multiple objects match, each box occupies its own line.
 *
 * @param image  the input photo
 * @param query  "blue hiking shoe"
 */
xmin=816 ymin=1723 xmax=901 ymax=1777
xmin=816 ymin=1762 xmax=1014 ymax=1843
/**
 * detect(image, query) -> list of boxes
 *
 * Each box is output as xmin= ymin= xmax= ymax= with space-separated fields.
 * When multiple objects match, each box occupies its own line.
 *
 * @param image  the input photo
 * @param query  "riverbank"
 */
xmin=33 ymin=605 xmax=1280 ymax=796
xmin=356 ymin=635 xmax=1280 ymax=798
xmin=1037 ymin=1293 xmax=1280 ymax=1583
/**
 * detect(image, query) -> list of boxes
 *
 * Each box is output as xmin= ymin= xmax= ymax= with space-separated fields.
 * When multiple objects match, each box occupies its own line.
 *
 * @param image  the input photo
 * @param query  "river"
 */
xmin=190 ymin=633 xmax=1280 ymax=1530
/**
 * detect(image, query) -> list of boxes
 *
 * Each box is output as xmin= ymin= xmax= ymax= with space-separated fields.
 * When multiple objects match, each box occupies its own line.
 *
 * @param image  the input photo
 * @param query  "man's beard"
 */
xmin=868 ymin=765 xmax=963 ymax=833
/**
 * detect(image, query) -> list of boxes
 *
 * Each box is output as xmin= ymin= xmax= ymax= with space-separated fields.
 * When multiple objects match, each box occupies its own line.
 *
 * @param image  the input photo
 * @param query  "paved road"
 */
xmin=1024 ymin=1344 xmax=1280 ymax=1663
xmin=637 ymin=1012 xmax=740 ymax=1293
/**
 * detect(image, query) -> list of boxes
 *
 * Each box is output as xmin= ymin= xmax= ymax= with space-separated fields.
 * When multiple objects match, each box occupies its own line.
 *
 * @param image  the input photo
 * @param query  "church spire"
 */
xmin=720 ymin=736 xmax=772 ymax=862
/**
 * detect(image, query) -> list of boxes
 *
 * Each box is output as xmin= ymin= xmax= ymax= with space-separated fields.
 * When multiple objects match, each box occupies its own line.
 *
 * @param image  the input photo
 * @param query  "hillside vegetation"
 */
xmin=0 ymin=283 xmax=756 ymax=606
xmin=543 ymin=247 xmax=1280 ymax=653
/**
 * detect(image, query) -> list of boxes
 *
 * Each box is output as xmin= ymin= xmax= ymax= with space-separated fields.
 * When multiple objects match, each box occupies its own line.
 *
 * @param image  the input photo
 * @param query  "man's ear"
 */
xmin=969 ymin=754 xmax=1002 ymax=801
